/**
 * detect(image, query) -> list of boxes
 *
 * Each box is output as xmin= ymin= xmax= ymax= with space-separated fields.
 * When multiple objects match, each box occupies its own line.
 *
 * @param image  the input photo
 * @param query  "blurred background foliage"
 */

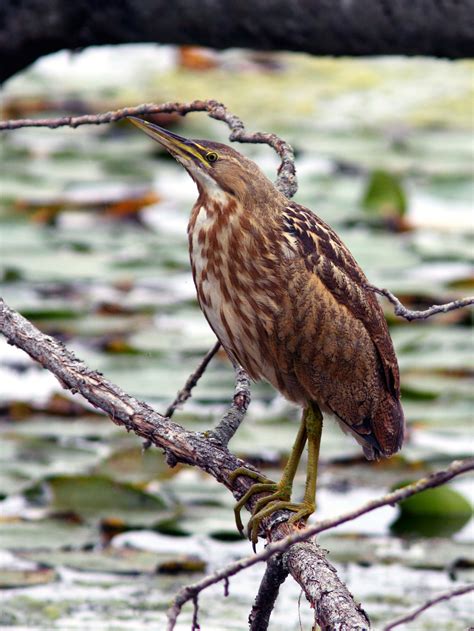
xmin=0 ymin=46 xmax=473 ymax=629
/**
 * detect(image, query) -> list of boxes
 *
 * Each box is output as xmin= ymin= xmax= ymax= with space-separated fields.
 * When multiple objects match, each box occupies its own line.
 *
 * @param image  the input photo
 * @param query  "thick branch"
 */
xmin=285 ymin=540 xmax=370 ymax=630
xmin=383 ymin=584 xmax=474 ymax=630
xmin=0 ymin=101 xmax=297 ymax=198
xmin=1 ymin=0 xmax=473 ymax=82
xmin=0 ymin=297 xmax=368 ymax=629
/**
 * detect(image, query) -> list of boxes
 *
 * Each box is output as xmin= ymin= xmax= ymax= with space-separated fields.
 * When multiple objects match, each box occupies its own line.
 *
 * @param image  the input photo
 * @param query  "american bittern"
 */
xmin=130 ymin=117 xmax=404 ymax=544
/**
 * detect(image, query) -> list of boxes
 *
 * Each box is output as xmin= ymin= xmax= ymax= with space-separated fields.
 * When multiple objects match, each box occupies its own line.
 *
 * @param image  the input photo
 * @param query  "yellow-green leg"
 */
xmin=229 ymin=414 xmax=308 ymax=535
xmin=247 ymin=402 xmax=322 ymax=543
xmin=230 ymin=402 xmax=323 ymax=546
xmin=288 ymin=400 xmax=323 ymax=523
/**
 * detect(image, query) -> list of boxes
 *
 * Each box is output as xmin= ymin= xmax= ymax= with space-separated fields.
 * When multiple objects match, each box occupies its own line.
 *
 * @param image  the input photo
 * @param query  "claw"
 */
xmin=229 ymin=466 xmax=276 ymax=535
xmin=248 ymin=499 xmax=315 ymax=546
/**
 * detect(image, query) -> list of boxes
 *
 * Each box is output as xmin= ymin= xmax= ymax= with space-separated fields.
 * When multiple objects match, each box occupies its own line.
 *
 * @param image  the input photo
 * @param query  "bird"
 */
xmin=129 ymin=116 xmax=405 ymax=544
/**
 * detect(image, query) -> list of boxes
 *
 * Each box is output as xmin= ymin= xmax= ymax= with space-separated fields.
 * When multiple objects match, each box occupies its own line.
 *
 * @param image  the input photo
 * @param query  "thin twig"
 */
xmin=166 ymin=458 xmax=473 ymax=628
xmin=383 ymin=584 xmax=474 ymax=630
xmin=165 ymin=340 xmax=221 ymax=418
xmin=191 ymin=595 xmax=200 ymax=631
xmin=249 ymin=555 xmax=289 ymax=631
xmin=0 ymin=100 xmax=297 ymax=197
xmin=208 ymin=366 xmax=251 ymax=446
xmin=368 ymin=285 xmax=474 ymax=321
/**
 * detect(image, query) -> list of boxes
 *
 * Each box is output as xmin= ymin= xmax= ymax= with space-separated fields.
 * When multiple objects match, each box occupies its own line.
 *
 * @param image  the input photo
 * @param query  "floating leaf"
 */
xmin=47 ymin=474 xmax=170 ymax=525
xmin=362 ymin=169 xmax=407 ymax=218
xmin=391 ymin=483 xmax=472 ymax=537
xmin=95 ymin=447 xmax=171 ymax=484
xmin=0 ymin=565 xmax=57 ymax=588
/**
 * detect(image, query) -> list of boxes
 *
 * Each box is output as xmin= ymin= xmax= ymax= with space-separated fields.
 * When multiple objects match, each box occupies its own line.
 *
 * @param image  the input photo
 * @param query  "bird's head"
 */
xmin=128 ymin=117 xmax=278 ymax=206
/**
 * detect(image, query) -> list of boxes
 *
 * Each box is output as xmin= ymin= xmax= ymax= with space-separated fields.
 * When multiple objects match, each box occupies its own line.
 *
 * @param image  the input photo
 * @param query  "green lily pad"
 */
xmin=0 ymin=519 xmax=96 ymax=550
xmin=22 ymin=548 xmax=163 ymax=575
xmin=95 ymin=447 xmax=171 ymax=484
xmin=46 ymin=474 xmax=170 ymax=524
xmin=362 ymin=170 xmax=407 ymax=217
xmin=391 ymin=483 xmax=472 ymax=537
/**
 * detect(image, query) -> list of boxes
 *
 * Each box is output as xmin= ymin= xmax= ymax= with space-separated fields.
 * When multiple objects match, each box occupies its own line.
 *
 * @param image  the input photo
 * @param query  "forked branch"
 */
xmin=166 ymin=458 xmax=474 ymax=629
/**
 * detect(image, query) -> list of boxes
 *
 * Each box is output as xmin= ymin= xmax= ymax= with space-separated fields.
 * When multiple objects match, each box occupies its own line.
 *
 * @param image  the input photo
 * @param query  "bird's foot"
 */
xmin=228 ymin=466 xmax=278 ymax=536
xmin=247 ymin=495 xmax=315 ymax=547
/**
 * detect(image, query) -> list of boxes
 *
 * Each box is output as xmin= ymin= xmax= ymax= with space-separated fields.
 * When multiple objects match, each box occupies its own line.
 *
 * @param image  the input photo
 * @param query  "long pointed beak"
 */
xmin=128 ymin=117 xmax=210 ymax=168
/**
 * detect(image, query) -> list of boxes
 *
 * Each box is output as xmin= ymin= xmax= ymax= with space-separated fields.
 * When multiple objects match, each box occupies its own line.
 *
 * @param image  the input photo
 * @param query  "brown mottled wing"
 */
xmin=278 ymin=202 xmax=403 ymax=457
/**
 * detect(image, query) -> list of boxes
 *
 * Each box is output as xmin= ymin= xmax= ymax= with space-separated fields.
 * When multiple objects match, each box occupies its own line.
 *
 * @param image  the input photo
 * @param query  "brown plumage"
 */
xmin=186 ymin=142 xmax=404 ymax=459
xmin=129 ymin=117 xmax=404 ymax=537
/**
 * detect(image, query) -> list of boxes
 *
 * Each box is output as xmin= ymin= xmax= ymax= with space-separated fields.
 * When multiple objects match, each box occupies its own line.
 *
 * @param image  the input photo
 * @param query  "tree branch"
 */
xmin=284 ymin=540 xmax=370 ymax=630
xmin=166 ymin=458 xmax=473 ymax=628
xmin=165 ymin=340 xmax=221 ymax=418
xmin=1 ymin=0 xmax=473 ymax=83
xmin=0 ymin=101 xmax=297 ymax=198
xmin=0 ymin=296 xmax=369 ymax=630
xmin=248 ymin=554 xmax=288 ymax=631
xmin=383 ymin=584 xmax=474 ymax=630
xmin=208 ymin=366 xmax=251 ymax=447
xmin=368 ymin=286 xmax=474 ymax=321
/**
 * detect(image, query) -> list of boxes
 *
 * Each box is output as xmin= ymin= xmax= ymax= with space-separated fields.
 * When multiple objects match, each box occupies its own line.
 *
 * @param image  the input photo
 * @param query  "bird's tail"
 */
xmin=367 ymin=395 xmax=405 ymax=460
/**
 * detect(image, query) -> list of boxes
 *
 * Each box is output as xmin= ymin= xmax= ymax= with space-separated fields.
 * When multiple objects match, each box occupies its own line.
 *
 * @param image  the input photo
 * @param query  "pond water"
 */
xmin=0 ymin=47 xmax=473 ymax=629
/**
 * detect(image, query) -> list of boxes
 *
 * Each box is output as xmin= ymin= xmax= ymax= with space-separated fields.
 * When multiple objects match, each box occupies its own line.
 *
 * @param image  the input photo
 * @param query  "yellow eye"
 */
xmin=206 ymin=151 xmax=219 ymax=163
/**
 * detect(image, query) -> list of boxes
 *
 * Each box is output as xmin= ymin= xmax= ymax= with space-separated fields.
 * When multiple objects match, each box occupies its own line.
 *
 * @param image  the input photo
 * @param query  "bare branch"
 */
xmin=165 ymin=340 xmax=221 ymax=418
xmin=249 ymin=555 xmax=288 ymax=631
xmin=208 ymin=366 xmax=251 ymax=447
xmin=368 ymin=285 xmax=474 ymax=321
xmin=2 ymin=1 xmax=473 ymax=83
xmin=0 ymin=296 xmax=368 ymax=629
xmin=383 ymin=584 xmax=474 ymax=630
xmin=284 ymin=540 xmax=370 ymax=630
xmin=166 ymin=458 xmax=474 ymax=627
xmin=0 ymin=100 xmax=297 ymax=197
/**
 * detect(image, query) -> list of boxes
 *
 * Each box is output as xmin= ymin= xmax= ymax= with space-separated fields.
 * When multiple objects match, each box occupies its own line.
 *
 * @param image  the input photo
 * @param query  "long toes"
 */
xmin=232 ymin=481 xmax=278 ymax=535
xmin=247 ymin=500 xmax=297 ymax=544
xmin=252 ymin=489 xmax=290 ymax=515
xmin=228 ymin=466 xmax=272 ymax=485
xmin=248 ymin=500 xmax=316 ymax=544
xmin=288 ymin=502 xmax=315 ymax=525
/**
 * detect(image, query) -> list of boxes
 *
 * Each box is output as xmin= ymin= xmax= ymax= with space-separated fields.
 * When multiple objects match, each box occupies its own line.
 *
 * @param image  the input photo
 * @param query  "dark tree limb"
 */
xmin=1 ymin=0 xmax=473 ymax=83
xmin=248 ymin=554 xmax=289 ymax=631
